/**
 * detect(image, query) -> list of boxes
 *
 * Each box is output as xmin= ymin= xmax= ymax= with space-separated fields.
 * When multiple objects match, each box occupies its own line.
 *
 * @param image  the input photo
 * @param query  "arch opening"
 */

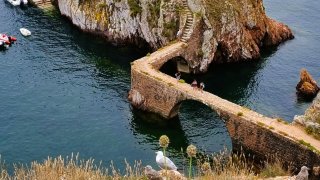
xmin=169 ymin=100 xmax=232 ymax=154
xmin=159 ymin=56 xmax=191 ymax=76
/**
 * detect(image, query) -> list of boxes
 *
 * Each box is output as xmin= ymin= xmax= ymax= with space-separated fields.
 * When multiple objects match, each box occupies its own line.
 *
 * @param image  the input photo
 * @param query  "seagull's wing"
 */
xmin=157 ymin=156 xmax=177 ymax=170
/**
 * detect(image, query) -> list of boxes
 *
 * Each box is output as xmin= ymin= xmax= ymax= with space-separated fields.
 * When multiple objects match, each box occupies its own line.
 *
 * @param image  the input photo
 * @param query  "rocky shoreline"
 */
xmin=55 ymin=0 xmax=293 ymax=73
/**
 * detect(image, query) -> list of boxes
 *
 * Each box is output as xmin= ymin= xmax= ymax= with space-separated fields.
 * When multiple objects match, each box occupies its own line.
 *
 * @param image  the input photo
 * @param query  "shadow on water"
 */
xmin=131 ymin=99 xmax=232 ymax=156
xmin=131 ymin=108 xmax=190 ymax=153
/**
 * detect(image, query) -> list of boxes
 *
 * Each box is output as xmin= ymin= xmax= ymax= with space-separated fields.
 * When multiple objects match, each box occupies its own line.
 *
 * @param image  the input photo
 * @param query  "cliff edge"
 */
xmin=57 ymin=0 xmax=293 ymax=72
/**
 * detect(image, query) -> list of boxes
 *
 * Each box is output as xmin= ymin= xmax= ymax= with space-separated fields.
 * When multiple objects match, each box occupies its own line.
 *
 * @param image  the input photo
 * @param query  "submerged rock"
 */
xmin=296 ymin=69 xmax=319 ymax=99
xmin=56 ymin=0 xmax=293 ymax=72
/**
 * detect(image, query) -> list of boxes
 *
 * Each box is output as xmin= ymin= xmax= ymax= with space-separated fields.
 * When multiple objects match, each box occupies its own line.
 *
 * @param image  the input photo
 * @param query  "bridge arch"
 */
xmin=172 ymin=99 xmax=232 ymax=152
xmin=160 ymin=56 xmax=192 ymax=74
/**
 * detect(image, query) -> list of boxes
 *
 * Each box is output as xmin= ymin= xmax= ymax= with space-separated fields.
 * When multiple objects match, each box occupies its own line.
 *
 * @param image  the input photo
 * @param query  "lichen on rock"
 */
xmin=58 ymin=0 xmax=182 ymax=48
xmin=294 ymin=92 xmax=320 ymax=136
xmin=57 ymin=0 xmax=294 ymax=72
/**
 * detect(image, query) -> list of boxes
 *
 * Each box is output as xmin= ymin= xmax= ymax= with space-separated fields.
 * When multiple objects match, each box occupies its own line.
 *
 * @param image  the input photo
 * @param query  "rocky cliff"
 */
xmin=57 ymin=0 xmax=293 ymax=72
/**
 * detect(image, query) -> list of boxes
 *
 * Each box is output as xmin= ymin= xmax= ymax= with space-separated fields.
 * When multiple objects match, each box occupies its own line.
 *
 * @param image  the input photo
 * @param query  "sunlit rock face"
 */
xmin=57 ymin=0 xmax=293 ymax=72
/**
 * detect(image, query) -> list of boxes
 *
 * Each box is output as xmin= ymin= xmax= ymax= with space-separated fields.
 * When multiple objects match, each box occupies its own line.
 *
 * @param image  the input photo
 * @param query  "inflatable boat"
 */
xmin=7 ymin=0 xmax=28 ymax=6
xmin=0 ymin=34 xmax=17 ymax=49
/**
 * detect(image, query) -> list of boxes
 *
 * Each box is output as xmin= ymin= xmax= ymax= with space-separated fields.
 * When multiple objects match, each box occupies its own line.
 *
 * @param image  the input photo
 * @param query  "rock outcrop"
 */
xmin=296 ymin=69 xmax=319 ymax=99
xmin=294 ymin=92 xmax=320 ymax=134
xmin=56 ymin=0 xmax=293 ymax=72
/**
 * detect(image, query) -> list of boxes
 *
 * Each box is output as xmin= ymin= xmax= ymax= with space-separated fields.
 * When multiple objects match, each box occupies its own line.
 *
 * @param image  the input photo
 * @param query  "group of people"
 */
xmin=191 ymin=79 xmax=205 ymax=92
xmin=174 ymin=71 xmax=205 ymax=92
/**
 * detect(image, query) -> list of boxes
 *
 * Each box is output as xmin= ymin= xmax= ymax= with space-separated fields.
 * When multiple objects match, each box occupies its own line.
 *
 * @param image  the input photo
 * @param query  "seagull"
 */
xmin=296 ymin=166 xmax=309 ymax=180
xmin=155 ymin=151 xmax=177 ymax=171
xmin=144 ymin=165 xmax=162 ymax=180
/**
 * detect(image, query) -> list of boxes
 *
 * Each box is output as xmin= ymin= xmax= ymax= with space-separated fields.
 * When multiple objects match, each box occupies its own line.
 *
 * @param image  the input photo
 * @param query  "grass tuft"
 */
xmin=178 ymin=79 xmax=185 ymax=83
xmin=259 ymin=159 xmax=289 ymax=178
xmin=237 ymin=112 xmax=243 ymax=116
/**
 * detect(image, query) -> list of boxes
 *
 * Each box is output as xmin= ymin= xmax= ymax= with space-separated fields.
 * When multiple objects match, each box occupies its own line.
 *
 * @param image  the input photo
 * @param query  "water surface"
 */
xmin=0 ymin=0 xmax=319 ymax=172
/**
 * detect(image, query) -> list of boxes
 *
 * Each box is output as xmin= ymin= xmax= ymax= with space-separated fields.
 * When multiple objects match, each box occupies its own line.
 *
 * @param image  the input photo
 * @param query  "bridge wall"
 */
xmin=130 ymin=68 xmax=187 ymax=119
xmin=129 ymin=42 xmax=320 ymax=172
xmin=220 ymin=110 xmax=320 ymax=170
xmin=130 ymin=68 xmax=320 ymax=169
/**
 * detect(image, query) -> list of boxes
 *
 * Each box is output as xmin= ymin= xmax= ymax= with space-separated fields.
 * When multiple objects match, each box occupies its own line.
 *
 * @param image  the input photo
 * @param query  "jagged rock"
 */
xmin=57 ymin=0 xmax=293 ymax=72
xmin=144 ymin=165 xmax=186 ymax=180
xmin=144 ymin=165 xmax=163 ymax=180
xmin=128 ymin=89 xmax=146 ymax=109
xmin=313 ymin=166 xmax=320 ymax=176
xmin=293 ymin=92 xmax=320 ymax=136
xmin=159 ymin=169 xmax=186 ymax=180
xmin=296 ymin=69 xmax=319 ymax=99
xmin=296 ymin=166 xmax=309 ymax=180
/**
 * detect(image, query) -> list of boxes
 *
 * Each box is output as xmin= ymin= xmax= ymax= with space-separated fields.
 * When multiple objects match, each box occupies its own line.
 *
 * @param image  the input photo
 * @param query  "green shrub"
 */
xmin=178 ymin=79 xmax=185 ymax=83
xmin=237 ymin=112 xmax=243 ymax=116
xmin=128 ymin=0 xmax=142 ymax=17
xmin=97 ymin=2 xmax=107 ymax=9
xmin=257 ymin=122 xmax=265 ymax=127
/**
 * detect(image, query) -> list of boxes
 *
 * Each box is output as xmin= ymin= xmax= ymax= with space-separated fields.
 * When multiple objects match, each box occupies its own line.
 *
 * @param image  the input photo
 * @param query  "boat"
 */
xmin=0 ymin=34 xmax=17 ymax=49
xmin=0 ymin=41 xmax=8 ymax=49
xmin=7 ymin=0 xmax=22 ymax=6
xmin=20 ymin=28 xmax=31 ymax=36
xmin=6 ymin=0 xmax=28 ymax=6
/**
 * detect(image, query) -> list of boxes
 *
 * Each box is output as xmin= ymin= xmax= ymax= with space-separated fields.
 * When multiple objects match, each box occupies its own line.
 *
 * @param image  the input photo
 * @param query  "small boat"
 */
xmin=6 ymin=0 xmax=28 ymax=6
xmin=7 ymin=0 xmax=22 ymax=6
xmin=20 ymin=28 xmax=31 ymax=36
xmin=0 ymin=34 xmax=17 ymax=49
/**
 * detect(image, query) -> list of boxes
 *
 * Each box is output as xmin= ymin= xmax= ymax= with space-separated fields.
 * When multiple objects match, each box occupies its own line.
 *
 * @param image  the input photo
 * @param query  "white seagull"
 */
xmin=296 ymin=166 xmax=309 ymax=180
xmin=155 ymin=151 xmax=177 ymax=171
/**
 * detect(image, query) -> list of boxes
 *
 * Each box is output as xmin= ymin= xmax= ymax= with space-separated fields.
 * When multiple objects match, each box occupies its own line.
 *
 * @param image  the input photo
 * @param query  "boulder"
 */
xmin=296 ymin=69 xmax=319 ymax=99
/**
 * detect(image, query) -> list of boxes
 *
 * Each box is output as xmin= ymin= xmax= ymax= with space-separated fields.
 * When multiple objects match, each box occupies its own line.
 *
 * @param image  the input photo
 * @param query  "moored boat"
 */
xmin=20 ymin=28 xmax=31 ymax=36
xmin=0 ymin=34 xmax=17 ymax=49
xmin=6 ymin=0 xmax=28 ymax=6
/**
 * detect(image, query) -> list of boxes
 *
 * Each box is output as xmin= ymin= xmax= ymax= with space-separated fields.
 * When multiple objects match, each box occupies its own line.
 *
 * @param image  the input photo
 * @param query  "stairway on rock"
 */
xmin=180 ymin=0 xmax=194 ymax=43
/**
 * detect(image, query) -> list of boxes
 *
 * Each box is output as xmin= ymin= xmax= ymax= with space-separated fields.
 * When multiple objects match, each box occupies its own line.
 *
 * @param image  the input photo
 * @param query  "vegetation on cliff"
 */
xmin=0 ymin=152 xmax=292 ymax=179
xmin=0 ymin=134 xmax=293 ymax=179
xmin=58 ymin=0 xmax=293 ymax=72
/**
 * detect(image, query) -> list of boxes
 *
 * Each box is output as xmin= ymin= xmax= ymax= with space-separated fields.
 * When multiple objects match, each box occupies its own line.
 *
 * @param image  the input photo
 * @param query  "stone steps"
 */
xmin=180 ymin=0 xmax=193 ymax=43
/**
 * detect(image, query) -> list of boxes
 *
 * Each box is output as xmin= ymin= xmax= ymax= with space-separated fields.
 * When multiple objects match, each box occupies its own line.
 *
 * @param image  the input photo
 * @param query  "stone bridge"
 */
xmin=129 ymin=42 xmax=320 ymax=170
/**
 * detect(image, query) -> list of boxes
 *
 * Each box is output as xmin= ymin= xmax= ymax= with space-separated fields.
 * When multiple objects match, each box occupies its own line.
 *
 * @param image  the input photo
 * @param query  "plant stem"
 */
xmin=189 ymin=157 xmax=192 ymax=179
xmin=163 ymin=148 xmax=167 ymax=177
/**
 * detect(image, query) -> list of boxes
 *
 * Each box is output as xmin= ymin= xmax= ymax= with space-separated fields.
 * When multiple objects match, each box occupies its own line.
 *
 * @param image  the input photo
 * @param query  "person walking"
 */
xmin=200 ymin=82 xmax=205 ymax=92
xmin=175 ymin=72 xmax=181 ymax=80
xmin=191 ymin=79 xmax=198 ymax=90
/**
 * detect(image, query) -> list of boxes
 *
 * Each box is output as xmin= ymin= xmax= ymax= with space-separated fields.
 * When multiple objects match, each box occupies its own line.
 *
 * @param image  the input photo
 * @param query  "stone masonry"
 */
xmin=129 ymin=42 xmax=320 ymax=171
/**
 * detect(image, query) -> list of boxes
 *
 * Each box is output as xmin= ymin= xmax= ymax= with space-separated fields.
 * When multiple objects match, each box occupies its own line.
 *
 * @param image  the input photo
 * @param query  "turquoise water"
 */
xmin=0 ymin=0 xmax=319 ymax=172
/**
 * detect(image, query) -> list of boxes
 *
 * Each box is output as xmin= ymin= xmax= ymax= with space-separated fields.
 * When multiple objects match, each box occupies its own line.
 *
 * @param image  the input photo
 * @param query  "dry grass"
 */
xmin=0 ymin=151 xmax=290 ymax=180
xmin=259 ymin=159 xmax=289 ymax=178
xmin=0 ymin=154 xmax=145 ymax=180
xmin=195 ymin=150 xmax=256 ymax=180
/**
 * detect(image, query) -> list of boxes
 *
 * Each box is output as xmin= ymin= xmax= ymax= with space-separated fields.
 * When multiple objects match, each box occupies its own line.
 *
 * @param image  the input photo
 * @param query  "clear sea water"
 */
xmin=0 ymin=0 xmax=319 ymax=172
